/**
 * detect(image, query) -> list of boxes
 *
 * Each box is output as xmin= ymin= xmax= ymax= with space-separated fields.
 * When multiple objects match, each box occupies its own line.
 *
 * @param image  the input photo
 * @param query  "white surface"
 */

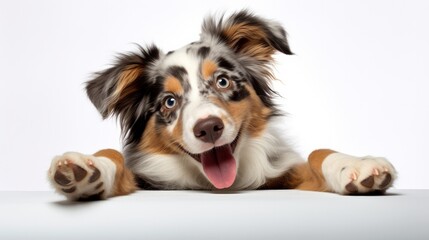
xmin=0 ymin=190 xmax=428 ymax=240
xmin=1 ymin=0 xmax=429 ymax=190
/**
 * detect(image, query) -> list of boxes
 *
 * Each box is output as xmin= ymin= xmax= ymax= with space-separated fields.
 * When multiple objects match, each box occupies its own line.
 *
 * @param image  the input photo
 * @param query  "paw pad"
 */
xmin=89 ymin=168 xmax=101 ymax=183
xmin=54 ymin=170 xmax=71 ymax=186
xmin=49 ymin=153 xmax=107 ymax=201
xmin=345 ymin=182 xmax=358 ymax=193
xmin=71 ymin=164 xmax=88 ymax=182
xmin=379 ymin=172 xmax=392 ymax=189
xmin=61 ymin=186 xmax=77 ymax=193
xmin=345 ymin=168 xmax=394 ymax=194
xmin=360 ymin=176 xmax=374 ymax=188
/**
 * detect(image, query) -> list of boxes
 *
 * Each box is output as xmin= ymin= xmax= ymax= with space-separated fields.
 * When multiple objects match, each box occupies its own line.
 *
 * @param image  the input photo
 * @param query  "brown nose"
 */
xmin=193 ymin=116 xmax=224 ymax=143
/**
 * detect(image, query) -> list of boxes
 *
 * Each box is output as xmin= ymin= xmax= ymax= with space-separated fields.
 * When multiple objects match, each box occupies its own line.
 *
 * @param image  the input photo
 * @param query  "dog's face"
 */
xmin=86 ymin=11 xmax=292 ymax=189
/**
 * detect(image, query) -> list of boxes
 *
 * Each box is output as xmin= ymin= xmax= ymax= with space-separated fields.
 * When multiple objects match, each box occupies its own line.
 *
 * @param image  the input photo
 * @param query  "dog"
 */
xmin=48 ymin=10 xmax=396 ymax=200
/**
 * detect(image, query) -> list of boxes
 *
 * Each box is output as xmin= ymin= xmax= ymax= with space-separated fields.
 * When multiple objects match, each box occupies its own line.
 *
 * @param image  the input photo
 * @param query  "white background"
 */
xmin=1 ymin=0 xmax=428 ymax=190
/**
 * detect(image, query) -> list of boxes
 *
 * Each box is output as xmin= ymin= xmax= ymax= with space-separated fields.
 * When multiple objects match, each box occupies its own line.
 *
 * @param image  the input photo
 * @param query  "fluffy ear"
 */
xmin=86 ymin=45 xmax=163 ymax=144
xmin=201 ymin=10 xmax=293 ymax=62
xmin=86 ymin=45 xmax=161 ymax=119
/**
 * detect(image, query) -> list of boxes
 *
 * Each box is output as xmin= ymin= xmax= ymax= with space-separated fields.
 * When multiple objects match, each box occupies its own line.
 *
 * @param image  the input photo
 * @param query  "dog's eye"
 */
xmin=164 ymin=97 xmax=177 ymax=109
xmin=216 ymin=77 xmax=230 ymax=89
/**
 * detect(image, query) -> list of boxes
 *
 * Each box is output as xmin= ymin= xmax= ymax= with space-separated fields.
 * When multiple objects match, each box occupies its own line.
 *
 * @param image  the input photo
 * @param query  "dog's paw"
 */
xmin=339 ymin=157 xmax=396 ymax=194
xmin=48 ymin=152 xmax=116 ymax=200
xmin=322 ymin=153 xmax=397 ymax=194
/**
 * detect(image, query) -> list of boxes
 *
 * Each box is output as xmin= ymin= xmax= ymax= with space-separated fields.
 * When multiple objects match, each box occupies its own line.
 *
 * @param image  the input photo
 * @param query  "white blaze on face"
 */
xmin=161 ymin=46 xmax=237 ymax=154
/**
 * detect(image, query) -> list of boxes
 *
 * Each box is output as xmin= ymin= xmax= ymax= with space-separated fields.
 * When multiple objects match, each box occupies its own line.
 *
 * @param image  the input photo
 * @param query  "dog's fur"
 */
xmin=48 ymin=10 xmax=396 ymax=200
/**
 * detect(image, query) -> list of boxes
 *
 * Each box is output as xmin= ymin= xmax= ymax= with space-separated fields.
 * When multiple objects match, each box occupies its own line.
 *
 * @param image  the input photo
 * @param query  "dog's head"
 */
xmin=86 ymin=10 xmax=292 ymax=189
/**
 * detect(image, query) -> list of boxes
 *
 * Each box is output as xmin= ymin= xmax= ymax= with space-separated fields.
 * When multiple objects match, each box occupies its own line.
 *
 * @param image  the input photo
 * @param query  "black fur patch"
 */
xmin=218 ymin=57 xmax=235 ymax=71
xmin=135 ymin=176 xmax=160 ymax=190
xmin=230 ymin=88 xmax=250 ymax=101
xmin=167 ymin=66 xmax=187 ymax=80
xmin=197 ymin=46 xmax=211 ymax=58
xmin=246 ymin=71 xmax=278 ymax=111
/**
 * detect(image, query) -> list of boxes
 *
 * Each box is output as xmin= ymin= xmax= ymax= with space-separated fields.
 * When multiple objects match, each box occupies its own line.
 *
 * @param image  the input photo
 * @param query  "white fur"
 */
xmin=129 ymin=153 xmax=211 ymax=189
xmin=231 ymin=123 xmax=303 ymax=190
xmin=322 ymin=152 xmax=397 ymax=194
xmin=48 ymin=152 xmax=116 ymax=200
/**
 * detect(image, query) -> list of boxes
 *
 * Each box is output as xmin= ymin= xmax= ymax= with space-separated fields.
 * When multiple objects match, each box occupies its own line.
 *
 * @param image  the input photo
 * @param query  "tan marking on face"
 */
xmin=172 ymin=113 xmax=184 ymax=145
xmin=225 ymin=99 xmax=251 ymax=126
xmin=202 ymin=60 xmax=218 ymax=80
xmin=209 ymin=97 xmax=247 ymax=128
xmin=164 ymin=76 xmax=183 ymax=94
xmin=137 ymin=116 xmax=185 ymax=156
xmin=139 ymin=117 xmax=174 ymax=155
xmin=244 ymin=86 xmax=272 ymax=137
xmin=209 ymin=85 xmax=270 ymax=138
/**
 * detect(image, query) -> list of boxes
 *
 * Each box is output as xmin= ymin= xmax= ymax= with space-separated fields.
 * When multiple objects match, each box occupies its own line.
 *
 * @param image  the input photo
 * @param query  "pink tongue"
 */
xmin=200 ymin=145 xmax=237 ymax=189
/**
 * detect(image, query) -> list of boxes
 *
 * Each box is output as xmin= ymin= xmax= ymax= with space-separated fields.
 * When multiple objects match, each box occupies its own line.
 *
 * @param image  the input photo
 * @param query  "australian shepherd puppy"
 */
xmin=48 ymin=10 xmax=396 ymax=200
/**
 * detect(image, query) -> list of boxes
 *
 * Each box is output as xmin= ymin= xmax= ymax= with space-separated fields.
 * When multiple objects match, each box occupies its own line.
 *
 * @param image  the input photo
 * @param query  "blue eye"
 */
xmin=216 ymin=77 xmax=230 ymax=89
xmin=164 ymin=97 xmax=177 ymax=109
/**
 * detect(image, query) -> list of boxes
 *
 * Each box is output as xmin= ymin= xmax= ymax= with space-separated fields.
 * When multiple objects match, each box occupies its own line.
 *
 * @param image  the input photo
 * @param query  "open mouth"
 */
xmin=179 ymin=133 xmax=240 ymax=189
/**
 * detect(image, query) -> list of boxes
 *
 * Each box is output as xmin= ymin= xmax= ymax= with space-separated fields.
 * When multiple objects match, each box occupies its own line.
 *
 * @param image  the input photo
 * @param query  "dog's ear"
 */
xmin=86 ymin=45 xmax=161 ymax=119
xmin=201 ymin=10 xmax=292 ymax=62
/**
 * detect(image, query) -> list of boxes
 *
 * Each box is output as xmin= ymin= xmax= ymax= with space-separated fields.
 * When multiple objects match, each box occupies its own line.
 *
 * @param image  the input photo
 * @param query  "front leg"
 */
xmin=264 ymin=149 xmax=397 ymax=194
xmin=309 ymin=149 xmax=397 ymax=194
xmin=48 ymin=149 xmax=136 ymax=201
